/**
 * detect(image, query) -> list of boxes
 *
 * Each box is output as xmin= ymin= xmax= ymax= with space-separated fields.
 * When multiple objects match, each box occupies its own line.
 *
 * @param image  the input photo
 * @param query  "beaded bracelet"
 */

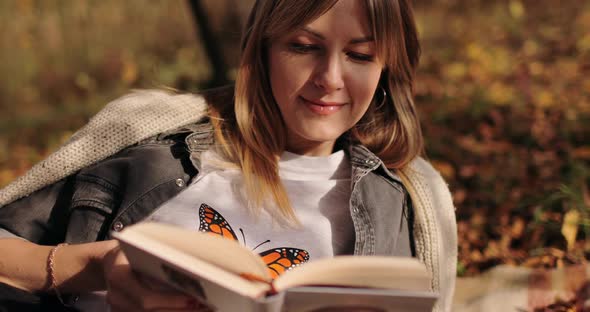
xmin=47 ymin=243 xmax=69 ymax=305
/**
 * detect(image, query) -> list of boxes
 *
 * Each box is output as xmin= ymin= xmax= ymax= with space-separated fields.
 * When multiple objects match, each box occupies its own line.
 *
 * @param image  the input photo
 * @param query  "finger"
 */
xmin=104 ymin=250 xmax=198 ymax=310
xmin=106 ymin=287 xmax=138 ymax=312
xmin=104 ymin=249 xmax=213 ymax=311
xmin=109 ymin=269 xmax=199 ymax=310
xmin=108 ymin=283 xmax=206 ymax=312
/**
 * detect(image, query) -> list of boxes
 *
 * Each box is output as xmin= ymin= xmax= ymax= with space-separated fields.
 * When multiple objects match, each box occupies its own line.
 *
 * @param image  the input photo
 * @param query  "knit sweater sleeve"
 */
xmin=399 ymin=157 xmax=458 ymax=312
xmin=0 ymin=90 xmax=208 ymax=207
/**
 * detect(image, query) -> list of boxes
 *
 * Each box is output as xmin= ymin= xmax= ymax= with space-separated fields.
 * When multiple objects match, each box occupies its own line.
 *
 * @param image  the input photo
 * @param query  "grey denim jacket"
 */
xmin=0 ymin=120 xmax=413 ymax=257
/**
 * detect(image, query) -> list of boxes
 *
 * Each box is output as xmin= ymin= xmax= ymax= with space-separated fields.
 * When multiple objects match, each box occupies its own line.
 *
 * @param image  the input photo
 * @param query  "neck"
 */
xmin=285 ymin=139 xmax=337 ymax=156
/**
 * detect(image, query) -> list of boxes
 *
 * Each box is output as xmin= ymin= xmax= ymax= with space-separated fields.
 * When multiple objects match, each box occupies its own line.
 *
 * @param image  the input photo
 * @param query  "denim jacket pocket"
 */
xmin=67 ymin=175 xmax=119 ymax=243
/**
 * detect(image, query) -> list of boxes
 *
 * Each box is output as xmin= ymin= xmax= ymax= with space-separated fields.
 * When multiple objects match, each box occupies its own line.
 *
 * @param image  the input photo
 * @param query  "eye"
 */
xmin=288 ymin=43 xmax=320 ymax=54
xmin=347 ymin=52 xmax=375 ymax=63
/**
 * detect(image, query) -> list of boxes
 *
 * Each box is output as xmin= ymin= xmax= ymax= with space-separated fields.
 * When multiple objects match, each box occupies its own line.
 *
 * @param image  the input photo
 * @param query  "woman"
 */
xmin=0 ymin=0 xmax=457 ymax=311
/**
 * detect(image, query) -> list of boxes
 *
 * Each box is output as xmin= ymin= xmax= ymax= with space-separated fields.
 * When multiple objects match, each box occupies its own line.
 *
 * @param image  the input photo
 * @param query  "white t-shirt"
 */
xmin=149 ymin=149 xmax=354 ymax=270
xmin=74 ymin=149 xmax=354 ymax=311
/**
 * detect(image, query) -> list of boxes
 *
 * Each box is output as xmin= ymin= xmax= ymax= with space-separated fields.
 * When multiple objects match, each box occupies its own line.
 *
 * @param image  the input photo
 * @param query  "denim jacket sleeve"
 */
xmin=0 ymin=127 xmax=200 ymax=245
xmin=0 ymin=175 xmax=76 ymax=245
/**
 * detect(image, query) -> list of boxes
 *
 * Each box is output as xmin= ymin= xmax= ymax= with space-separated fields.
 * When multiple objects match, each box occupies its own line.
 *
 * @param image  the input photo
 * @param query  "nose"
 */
xmin=313 ymin=53 xmax=344 ymax=93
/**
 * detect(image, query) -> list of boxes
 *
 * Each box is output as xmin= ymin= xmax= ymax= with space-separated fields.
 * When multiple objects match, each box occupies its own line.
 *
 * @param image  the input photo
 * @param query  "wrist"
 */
xmin=45 ymin=243 xmax=69 ymax=304
xmin=51 ymin=240 xmax=118 ymax=294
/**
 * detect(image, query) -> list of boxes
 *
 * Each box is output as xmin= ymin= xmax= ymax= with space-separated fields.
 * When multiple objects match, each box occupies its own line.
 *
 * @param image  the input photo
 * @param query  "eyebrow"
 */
xmin=301 ymin=27 xmax=374 ymax=44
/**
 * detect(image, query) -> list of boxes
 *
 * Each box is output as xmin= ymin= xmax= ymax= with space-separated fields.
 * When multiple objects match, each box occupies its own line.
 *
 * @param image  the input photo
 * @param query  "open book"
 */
xmin=113 ymin=222 xmax=438 ymax=312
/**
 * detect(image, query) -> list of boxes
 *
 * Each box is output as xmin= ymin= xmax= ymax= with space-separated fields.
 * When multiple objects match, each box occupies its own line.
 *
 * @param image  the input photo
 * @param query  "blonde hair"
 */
xmin=207 ymin=0 xmax=423 ymax=223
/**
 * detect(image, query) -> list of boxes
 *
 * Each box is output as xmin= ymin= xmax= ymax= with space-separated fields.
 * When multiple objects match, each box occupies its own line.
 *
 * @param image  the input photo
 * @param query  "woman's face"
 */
xmin=269 ymin=0 xmax=384 ymax=156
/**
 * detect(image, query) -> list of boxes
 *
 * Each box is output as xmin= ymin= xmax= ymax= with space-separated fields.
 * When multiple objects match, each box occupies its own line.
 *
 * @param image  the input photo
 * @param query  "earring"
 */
xmin=374 ymin=85 xmax=387 ymax=110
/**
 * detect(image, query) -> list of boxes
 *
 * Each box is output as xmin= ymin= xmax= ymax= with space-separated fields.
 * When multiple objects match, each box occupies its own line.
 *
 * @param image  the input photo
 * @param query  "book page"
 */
xmin=127 ymin=222 xmax=269 ymax=277
xmin=283 ymin=286 xmax=437 ymax=312
xmin=273 ymin=256 xmax=431 ymax=292
xmin=114 ymin=222 xmax=274 ymax=298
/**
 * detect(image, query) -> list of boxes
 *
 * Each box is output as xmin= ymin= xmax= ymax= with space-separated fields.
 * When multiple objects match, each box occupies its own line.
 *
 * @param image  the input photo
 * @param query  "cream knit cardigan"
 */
xmin=0 ymin=90 xmax=457 ymax=312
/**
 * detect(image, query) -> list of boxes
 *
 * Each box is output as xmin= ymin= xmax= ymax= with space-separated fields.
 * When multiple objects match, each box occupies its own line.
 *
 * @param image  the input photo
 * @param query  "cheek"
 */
xmin=347 ymin=66 xmax=382 ymax=107
xmin=269 ymin=51 xmax=286 ymax=101
xmin=269 ymin=50 xmax=310 ymax=105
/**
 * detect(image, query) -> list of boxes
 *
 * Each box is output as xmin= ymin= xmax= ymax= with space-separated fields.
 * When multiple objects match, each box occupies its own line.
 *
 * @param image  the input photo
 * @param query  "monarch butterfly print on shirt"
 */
xmin=198 ymin=203 xmax=310 ymax=279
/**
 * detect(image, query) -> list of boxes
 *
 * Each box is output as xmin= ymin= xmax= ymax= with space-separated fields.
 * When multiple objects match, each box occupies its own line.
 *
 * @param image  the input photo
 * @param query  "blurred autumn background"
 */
xmin=0 ymin=0 xmax=589 ymax=307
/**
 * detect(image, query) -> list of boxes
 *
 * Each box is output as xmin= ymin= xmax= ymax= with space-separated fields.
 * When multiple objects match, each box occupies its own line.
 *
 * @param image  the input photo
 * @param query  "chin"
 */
xmin=297 ymin=129 xmax=343 ymax=144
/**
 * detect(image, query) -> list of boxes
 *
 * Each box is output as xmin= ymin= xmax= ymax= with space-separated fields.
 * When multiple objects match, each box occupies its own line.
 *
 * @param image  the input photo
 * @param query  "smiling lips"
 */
xmin=300 ymin=96 xmax=346 ymax=115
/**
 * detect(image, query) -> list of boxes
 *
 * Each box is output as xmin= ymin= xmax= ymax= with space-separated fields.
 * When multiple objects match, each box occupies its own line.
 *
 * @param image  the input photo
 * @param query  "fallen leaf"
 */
xmin=561 ymin=210 xmax=580 ymax=252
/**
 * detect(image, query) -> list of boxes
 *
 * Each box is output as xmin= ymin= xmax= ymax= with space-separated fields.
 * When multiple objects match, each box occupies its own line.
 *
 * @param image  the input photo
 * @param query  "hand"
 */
xmin=101 ymin=241 xmax=212 ymax=311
